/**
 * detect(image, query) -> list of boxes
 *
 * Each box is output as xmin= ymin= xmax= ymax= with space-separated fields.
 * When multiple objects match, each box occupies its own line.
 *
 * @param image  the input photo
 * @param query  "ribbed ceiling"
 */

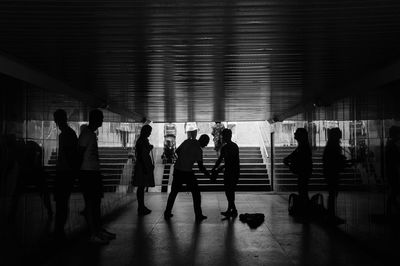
xmin=1 ymin=0 xmax=400 ymax=122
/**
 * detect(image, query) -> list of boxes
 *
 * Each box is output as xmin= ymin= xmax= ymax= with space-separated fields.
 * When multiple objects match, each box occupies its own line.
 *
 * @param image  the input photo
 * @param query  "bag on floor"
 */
xmin=239 ymin=213 xmax=265 ymax=228
xmin=309 ymin=193 xmax=326 ymax=217
xmin=288 ymin=193 xmax=305 ymax=216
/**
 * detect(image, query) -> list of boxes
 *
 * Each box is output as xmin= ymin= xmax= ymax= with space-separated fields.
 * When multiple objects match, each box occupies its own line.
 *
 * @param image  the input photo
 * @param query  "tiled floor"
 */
xmin=40 ymin=192 xmax=394 ymax=266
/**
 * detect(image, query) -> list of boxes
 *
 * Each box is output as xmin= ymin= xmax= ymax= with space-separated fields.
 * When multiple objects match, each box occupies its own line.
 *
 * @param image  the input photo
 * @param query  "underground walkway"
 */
xmin=40 ymin=192 xmax=390 ymax=266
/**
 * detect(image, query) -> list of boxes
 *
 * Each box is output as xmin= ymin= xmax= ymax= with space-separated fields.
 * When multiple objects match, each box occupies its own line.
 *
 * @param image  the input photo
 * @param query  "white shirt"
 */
xmin=79 ymin=126 xmax=100 ymax=171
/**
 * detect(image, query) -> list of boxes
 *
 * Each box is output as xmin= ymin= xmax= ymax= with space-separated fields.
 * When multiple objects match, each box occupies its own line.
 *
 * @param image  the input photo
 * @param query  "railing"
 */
xmin=257 ymin=122 xmax=270 ymax=166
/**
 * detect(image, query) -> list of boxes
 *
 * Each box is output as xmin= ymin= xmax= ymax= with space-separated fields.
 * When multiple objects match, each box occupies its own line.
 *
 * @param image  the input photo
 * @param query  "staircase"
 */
xmin=45 ymin=147 xmax=129 ymax=192
xmin=274 ymin=147 xmax=362 ymax=191
xmin=190 ymin=146 xmax=270 ymax=191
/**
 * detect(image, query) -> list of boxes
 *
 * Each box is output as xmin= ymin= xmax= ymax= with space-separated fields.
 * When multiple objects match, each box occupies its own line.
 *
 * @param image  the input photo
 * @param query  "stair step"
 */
xmin=195 ymin=173 xmax=268 ymax=179
xmin=275 ymin=184 xmax=364 ymax=192
xmin=195 ymin=185 xmax=271 ymax=192
xmin=275 ymin=179 xmax=362 ymax=185
xmin=193 ymin=169 xmax=268 ymax=174
xmin=203 ymin=147 xmax=260 ymax=151
xmin=274 ymin=169 xmax=357 ymax=174
xmin=196 ymin=178 xmax=269 ymax=184
xmin=202 ymin=154 xmax=263 ymax=159
xmin=203 ymin=158 xmax=263 ymax=163
xmin=194 ymin=163 xmax=266 ymax=168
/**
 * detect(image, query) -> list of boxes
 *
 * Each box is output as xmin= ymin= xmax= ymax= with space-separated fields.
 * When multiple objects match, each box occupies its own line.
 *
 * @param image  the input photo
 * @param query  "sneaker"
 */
xmin=221 ymin=210 xmax=238 ymax=218
xmin=100 ymin=228 xmax=116 ymax=240
xmin=230 ymin=210 xmax=238 ymax=218
xmin=221 ymin=210 xmax=231 ymax=217
xmin=138 ymin=207 xmax=152 ymax=216
xmin=195 ymin=215 xmax=207 ymax=222
xmin=164 ymin=212 xmax=173 ymax=220
xmin=89 ymin=235 xmax=109 ymax=245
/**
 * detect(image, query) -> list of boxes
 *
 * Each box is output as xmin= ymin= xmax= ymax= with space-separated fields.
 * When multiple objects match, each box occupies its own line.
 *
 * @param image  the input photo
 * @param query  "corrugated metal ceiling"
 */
xmin=1 ymin=0 xmax=400 ymax=122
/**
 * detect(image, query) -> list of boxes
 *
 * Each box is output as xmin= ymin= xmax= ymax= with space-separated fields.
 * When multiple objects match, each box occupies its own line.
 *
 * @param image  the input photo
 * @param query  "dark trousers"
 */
xmin=137 ymin=186 xmax=145 ymax=209
xmin=80 ymin=171 xmax=103 ymax=235
xmin=327 ymin=176 xmax=339 ymax=217
xmin=165 ymin=169 xmax=202 ymax=216
xmin=54 ymin=172 xmax=74 ymax=236
xmin=224 ymin=174 xmax=238 ymax=210
xmin=297 ymin=175 xmax=309 ymax=208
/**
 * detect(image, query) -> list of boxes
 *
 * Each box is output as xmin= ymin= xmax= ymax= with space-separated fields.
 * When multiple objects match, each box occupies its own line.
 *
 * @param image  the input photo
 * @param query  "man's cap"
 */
xmin=186 ymin=123 xmax=198 ymax=132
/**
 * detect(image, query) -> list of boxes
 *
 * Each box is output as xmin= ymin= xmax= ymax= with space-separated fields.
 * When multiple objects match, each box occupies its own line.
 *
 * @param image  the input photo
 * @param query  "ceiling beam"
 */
xmin=0 ymin=51 xmax=144 ymax=121
xmin=275 ymin=58 xmax=400 ymax=122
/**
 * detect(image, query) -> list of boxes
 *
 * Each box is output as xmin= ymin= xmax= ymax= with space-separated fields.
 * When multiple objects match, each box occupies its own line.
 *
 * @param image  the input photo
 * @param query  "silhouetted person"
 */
xmin=133 ymin=125 xmax=155 ymax=215
xmin=53 ymin=109 xmax=78 ymax=241
xmin=323 ymin=128 xmax=346 ymax=224
xmin=212 ymin=128 xmax=240 ymax=218
xmin=164 ymin=132 xmax=210 ymax=222
xmin=78 ymin=109 xmax=115 ymax=244
xmin=10 ymin=139 xmax=53 ymax=221
xmin=385 ymin=126 xmax=400 ymax=216
xmin=211 ymin=122 xmax=225 ymax=157
xmin=283 ymin=128 xmax=312 ymax=212
xmin=117 ymin=127 xmax=128 ymax=148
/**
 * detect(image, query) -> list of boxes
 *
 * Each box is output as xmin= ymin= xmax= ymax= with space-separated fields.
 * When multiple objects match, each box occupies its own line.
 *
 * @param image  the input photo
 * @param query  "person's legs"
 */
xmin=165 ymin=187 xmax=179 ymax=218
xmin=298 ymin=175 xmax=309 ymax=211
xmin=80 ymin=171 xmax=109 ymax=244
xmin=327 ymin=187 xmax=336 ymax=218
xmin=164 ymin=170 xmax=183 ymax=217
xmin=186 ymin=174 xmax=204 ymax=219
xmin=37 ymin=171 xmax=53 ymax=217
xmin=137 ymin=186 xmax=151 ymax=215
xmin=54 ymin=193 xmax=69 ymax=239
xmin=227 ymin=184 xmax=237 ymax=212
xmin=222 ymin=176 xmax=237 ymax=217
xmin=327 ymin=177 xmax=338 ymax=218
xmin=83 ymin=193 xmax=96 ymax=235
xmin=92 ymin=197 xmax=102 ymax=232
xmin=137 ymin=186 xmax=144 ymax=208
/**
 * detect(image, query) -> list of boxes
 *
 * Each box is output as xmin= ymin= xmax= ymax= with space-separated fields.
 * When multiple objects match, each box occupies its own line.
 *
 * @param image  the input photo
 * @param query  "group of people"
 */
xmin=53 ymin=109 xmax=115 ymax=245
xmin=283 ymin=127 xmax=348 ymax=223
xmin=53 ymin=111 xmax=400 ymax=244
xmin=134 ymin=123 xmax=240 ymax=221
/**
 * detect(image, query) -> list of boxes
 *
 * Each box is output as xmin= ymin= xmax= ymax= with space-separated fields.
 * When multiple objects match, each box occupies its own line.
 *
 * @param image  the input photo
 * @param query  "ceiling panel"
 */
xmin=1 ymin=0 xmax=400 ymax=122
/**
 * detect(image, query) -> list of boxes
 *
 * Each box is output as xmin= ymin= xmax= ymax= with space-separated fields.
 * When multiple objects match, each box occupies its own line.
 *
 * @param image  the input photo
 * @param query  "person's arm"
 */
xmin=212 ymin=153 xmax=224 ymax=172
xmin=77 ymin=144 xmax=86 ymax=170
xmin=197 ymin=159 xmax=209 ymax=177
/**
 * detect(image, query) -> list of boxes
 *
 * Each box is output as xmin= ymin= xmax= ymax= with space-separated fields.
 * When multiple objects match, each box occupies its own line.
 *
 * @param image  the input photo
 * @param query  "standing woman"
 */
xmin=284 ymin=128 xmax=312 ymax=212
xmin=133 ymin=125 xmax=155 ymax=215
xmin=323 ymin=127 xmax=346 ymax=223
